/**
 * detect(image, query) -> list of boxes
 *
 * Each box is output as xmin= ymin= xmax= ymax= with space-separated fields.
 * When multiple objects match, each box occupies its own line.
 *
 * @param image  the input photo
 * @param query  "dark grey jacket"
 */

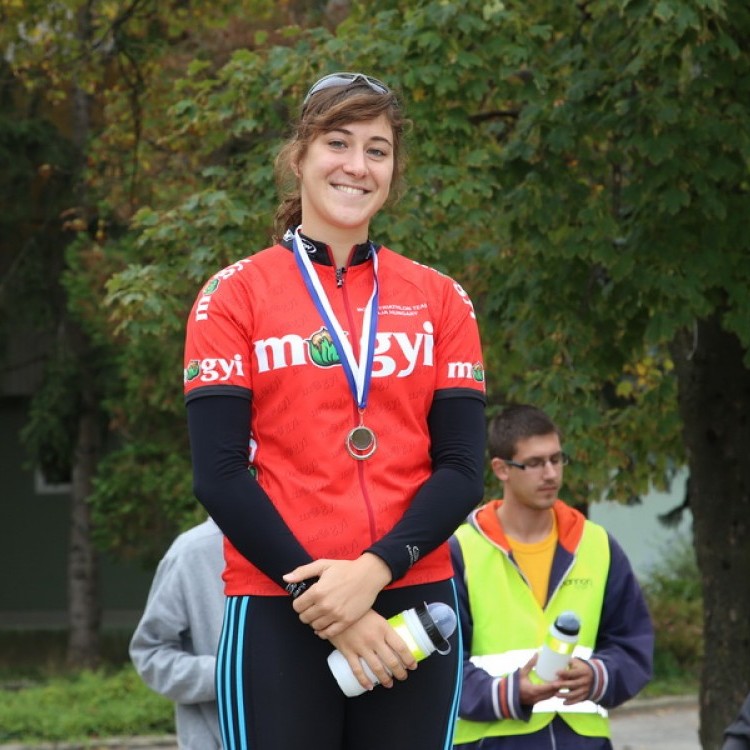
xmin=724 ymin=693 xmax=750 ymax=750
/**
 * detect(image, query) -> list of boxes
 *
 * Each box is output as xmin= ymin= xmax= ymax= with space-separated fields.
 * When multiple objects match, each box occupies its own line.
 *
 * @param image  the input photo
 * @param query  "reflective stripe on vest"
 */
xmin=453 ymin=519 xmax=611 ymax=743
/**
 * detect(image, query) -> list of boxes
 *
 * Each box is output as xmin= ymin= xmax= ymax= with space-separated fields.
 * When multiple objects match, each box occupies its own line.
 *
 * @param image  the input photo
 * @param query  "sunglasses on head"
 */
xmin=302 ymin=72 xmax=391 ymax=108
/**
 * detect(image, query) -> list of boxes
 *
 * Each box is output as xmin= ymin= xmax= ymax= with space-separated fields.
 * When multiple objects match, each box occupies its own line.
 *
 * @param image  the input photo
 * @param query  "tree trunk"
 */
xmin=671 ymin=314 xmax=750 ymax=748
xmin=64 ymin=2 xmax=102 ymax=670
xmin=67 ymin=406 xmax=101 ymax=668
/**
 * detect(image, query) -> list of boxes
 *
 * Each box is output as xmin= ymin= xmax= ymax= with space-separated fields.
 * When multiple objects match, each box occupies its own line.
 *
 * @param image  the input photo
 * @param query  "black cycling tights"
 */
xmin=217 ymin=580 xmax=461 ymax=750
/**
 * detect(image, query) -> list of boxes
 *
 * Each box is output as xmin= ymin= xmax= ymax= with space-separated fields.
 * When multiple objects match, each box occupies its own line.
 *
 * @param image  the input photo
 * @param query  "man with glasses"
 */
xmin=450 ymin=404 xmax=653 ymax=749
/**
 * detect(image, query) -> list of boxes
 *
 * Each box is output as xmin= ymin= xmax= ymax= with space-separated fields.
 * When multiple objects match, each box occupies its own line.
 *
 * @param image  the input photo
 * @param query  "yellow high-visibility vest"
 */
xmin=453 ymin=519 xmax=611 ymax=744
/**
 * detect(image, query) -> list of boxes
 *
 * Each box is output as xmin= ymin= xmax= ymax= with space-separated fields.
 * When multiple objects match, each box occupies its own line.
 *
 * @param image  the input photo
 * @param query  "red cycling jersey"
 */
xmin=184 ymin=242 xmax=485 ymax=595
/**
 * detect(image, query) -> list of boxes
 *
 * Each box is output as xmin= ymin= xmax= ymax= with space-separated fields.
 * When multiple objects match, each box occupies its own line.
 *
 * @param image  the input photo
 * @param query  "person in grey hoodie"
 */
xmin=130 ymin=517 xmax=225 ymax=749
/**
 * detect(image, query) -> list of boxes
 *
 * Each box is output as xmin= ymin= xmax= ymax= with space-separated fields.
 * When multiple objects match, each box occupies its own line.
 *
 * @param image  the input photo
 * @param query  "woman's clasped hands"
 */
xmin=283 ymin=553 xmax=417 ymax=691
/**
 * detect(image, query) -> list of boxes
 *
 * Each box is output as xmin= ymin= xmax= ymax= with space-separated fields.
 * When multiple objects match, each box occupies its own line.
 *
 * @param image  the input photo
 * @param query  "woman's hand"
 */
xmin=329 ymin=609 xmax=417 ymax=692
xmin=283 ymin=553 xmax=392 ymax=638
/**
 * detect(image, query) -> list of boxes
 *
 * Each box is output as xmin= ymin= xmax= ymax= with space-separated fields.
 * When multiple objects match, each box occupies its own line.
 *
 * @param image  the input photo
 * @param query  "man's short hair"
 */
xmin=487 ymin=404 xmax=563 ymax=460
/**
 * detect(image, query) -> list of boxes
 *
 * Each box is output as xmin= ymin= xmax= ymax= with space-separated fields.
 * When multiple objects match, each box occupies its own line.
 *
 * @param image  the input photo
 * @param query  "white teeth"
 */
xmin=334 ymin=185 xmax=365 ymax=195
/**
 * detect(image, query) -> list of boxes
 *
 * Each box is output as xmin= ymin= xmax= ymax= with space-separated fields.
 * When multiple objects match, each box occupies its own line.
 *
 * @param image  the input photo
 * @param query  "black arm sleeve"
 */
xmin=363 ymin=396 xmax=486 ymax=581
xmin=187 ymin=395 xmax=313 ymax=592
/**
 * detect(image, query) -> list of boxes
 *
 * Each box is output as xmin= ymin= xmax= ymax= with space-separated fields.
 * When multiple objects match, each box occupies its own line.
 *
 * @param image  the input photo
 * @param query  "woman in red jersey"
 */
xmin=184 ymin=71 xmax=486 ymax=750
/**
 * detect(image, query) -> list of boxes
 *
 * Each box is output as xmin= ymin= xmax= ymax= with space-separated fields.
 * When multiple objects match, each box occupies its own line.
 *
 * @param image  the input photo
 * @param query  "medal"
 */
xmin=346 ymin=422 xmax=377 ymax=460
xmin=293 ymin=229 xmax=379 ymax=460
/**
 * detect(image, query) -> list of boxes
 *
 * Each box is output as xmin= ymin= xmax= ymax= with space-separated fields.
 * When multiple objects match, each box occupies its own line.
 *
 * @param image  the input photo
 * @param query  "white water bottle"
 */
xmin=533 ymin=610 xmax=581 ymax=682
xmin=327 ymin=602 xmax=457 ymax=697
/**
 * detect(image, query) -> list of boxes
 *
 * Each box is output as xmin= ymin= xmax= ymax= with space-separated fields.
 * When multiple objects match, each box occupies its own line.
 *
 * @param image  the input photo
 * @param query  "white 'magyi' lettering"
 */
xmin=453 ymin=281 xmax=477 ymax=320
xmin=195 ymin=296 xmax=211 ymax=321
xmin=199 ymin=354 xmax=245 ymax=382
xmin=255 ymin=323 xmax=435 ymax=377
xmin=255 ymin=335 xmax=308 ymax=372
xmin=374 ymin=322 xmax=434 ymax=377
xmin=447 ymin=361 xmax=475 ymax=379
xmin=194 ymin=259 xmax=252 ymax=321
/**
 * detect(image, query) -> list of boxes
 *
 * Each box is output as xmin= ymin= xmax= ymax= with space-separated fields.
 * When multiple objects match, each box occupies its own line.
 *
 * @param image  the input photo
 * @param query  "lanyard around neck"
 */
xmin=292 ymin=228 xmax=379 ymax=410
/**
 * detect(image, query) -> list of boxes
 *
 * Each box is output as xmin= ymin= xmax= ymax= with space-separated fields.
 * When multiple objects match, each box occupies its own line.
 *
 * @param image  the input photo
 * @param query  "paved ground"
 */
xmin=610 ymin=695 xmax=701 ymax=750
xmin=0 ymin=695 xmax=701 ymax=749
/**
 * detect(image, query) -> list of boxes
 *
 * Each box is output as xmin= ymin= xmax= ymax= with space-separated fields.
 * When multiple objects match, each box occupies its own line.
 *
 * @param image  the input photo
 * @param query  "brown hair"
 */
xmin=488 ymin=404 xmax=563 ymax=460
xmin=273 ymin=80 xmax=408 ymax=240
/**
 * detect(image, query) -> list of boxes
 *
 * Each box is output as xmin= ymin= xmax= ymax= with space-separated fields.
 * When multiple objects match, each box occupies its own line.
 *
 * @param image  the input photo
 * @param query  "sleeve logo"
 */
xmin=447 ymin=361 xmax=485 ymax=382
xmin=184 ymin=354 xmax=245 ymax=383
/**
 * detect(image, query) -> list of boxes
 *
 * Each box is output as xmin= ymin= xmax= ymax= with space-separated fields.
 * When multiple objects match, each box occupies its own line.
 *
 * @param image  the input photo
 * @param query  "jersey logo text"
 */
xmin=184 ymin=354 xmax=245 ymax=383
xmin=255 ymin=323 xmax=435 ymax=377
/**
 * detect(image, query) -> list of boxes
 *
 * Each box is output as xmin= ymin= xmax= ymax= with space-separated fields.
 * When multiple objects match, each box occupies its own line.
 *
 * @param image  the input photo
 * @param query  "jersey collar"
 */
xmin=281 ymin=228 xmax=378 ymax=267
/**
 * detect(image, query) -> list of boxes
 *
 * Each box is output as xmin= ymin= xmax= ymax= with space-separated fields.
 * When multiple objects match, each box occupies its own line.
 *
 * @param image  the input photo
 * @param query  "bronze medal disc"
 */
xmin=346 ymin=426 xmax=377 ymax=460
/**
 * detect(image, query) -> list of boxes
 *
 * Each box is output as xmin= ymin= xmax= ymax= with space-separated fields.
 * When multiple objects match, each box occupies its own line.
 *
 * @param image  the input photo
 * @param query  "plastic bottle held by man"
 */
xmin=533 ymin=610 xmax=581 ymax=682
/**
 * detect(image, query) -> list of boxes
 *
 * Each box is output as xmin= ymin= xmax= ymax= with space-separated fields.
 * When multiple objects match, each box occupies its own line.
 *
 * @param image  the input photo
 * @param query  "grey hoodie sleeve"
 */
xmin=129 ymin=523 xmax=224 ymax=705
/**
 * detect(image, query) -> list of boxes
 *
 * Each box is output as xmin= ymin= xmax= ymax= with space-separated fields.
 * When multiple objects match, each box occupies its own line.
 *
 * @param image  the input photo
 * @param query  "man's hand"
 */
xmin=556 ymin=657 xmax=594 ymax=704
xmin=329 ymin=609 xmax=417 ymax=692
xmin=518 ymin=653 xmax=563 ymax=706
xmin=283 ymin=554 xmax=392 ymax=638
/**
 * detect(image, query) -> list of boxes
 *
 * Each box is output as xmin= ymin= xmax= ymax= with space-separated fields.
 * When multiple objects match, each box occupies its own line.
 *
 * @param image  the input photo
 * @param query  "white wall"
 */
xmin=589 ymin=469 xmax=693 ymax=579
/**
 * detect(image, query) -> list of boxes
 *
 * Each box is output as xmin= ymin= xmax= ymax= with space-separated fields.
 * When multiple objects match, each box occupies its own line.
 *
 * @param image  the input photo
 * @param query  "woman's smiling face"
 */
xmin=297 ymin=114 xmax=394 ymax=244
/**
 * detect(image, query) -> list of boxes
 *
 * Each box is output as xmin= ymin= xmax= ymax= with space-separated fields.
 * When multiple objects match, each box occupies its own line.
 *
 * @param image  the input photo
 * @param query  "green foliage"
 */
xmin=1 ymin=0 xmax=297 ymax=564
xmin=0 ymin=666 xmax=173 ymax=744
xmin=0 ymin=113 xmax=76 ymax=247
xmin=0 ymin=628 xmax=172 ymax=742
xmin=18 ymin=347 xmax=80 ymax=483
xmin=91 ymin=444 xmax=198 ymax=566
xmin=0 ymin=629 xmax=131 ymax=680
xmin=69 ymin=0 xmax=746 ymax=553
xmin=95 ymin=0 xmax=724 ymax=519
xmin=0 ymin=94 xmax=78 ymax=345
xmin=3 ymin=1 xmax=746 ymax=739
xmin=642 ymin=537 xmax=703 ymax=683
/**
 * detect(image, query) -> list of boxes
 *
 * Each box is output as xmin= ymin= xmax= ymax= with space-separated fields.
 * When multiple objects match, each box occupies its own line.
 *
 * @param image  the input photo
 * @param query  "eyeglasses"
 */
xmin=502 ymin=452 xmax=570 ymax=471
xmin=303 ymin=72 xmax=391 ymax=108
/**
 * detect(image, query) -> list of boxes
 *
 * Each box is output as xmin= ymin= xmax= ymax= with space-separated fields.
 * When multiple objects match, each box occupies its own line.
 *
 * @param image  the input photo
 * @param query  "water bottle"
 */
xmin=532 ymin=610 xmax=581 ymax=682
xmin=327 ymin=602 xmax=457 ymax=697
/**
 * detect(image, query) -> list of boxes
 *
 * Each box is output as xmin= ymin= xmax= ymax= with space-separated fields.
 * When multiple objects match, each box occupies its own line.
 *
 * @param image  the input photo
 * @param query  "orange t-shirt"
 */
xmin=506 ymin=512 xmax=558 ymax=607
